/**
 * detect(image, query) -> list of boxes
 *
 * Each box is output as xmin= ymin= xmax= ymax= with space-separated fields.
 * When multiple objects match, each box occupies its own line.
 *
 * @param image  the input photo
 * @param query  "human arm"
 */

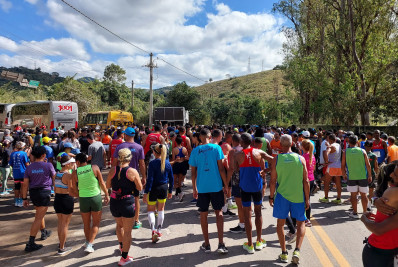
xmin=374 ymin=159 xmax=379 ymax=176
xmin=341 ymin=151 xmax=346 ymax=179
xmin=143 ymin=161 xmax=154 ymax=203
xmin=217 ymin=159 xmax=227 ymax=194
xmin=364 ymin=152 xmax=373 ymax=183
xmin=361 ymin=212 xmax=398 ymax=236
xmin=301 ymin=156 xmax=310 ymax=210
xmin=191 ymin=166 xmax=198 ymax=199
xmin=266 ymin=140 xmax=272 ymax=156
xmin=167 ymin=164 xmax=174 ymax=199
xmin=126 ymin=168 xmax=143 ymax=191
xmin=106 ymin=167 xmax=116 ymax=189
xmin=22 ymin=177 xmax=30 ymax=208
xmin=87 ymin=145 xmax=93 ymax=162
xmin=70 ymin=170 xmax=79 ymax=197
xmin=269 ymin=157 xmax=277 ymax=207
xmin=93 ymin=165 xmax=109 ymax=204
xmin=185 ymin=137 xmax=192 ymax=155
xmin=139 ymin=159 xmax=146 ymax=186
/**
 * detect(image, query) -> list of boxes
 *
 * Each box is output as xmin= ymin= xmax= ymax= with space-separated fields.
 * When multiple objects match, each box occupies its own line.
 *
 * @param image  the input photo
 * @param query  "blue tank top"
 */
xmin=55 ymin=172 xmax=68 ymax=189
xmin=239 ymin=147 xmax=262 ymax=192
xmin=177 ymin=147 xmax=185 ymax=158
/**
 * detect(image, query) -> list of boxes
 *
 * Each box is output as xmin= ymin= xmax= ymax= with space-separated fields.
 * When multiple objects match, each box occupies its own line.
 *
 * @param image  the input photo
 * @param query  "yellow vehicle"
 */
xmin=84 ymin=111 xmax=133 ymax=129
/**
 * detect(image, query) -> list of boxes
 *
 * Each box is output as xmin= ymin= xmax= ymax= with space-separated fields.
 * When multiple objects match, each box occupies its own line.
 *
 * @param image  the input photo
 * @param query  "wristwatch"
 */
xmin=269 ymin=196 xmax=274 ymax=200
xmin=22 ymin=198 xmax=28 ymax=200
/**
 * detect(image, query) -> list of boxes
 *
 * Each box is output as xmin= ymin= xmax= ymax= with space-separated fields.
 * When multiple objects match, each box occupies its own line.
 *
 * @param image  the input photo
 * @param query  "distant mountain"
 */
xmin=77 ymin=77 xmax=96 ymax=83
xmin=0 ymin=66 xmax=65 ymax=89
xmin=154 ymin=86 xmax=173 ymax=96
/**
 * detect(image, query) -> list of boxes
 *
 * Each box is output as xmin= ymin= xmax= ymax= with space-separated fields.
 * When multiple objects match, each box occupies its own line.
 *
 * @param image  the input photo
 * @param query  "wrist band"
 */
xmin=22 ymin=198 xmax=28 ymax=200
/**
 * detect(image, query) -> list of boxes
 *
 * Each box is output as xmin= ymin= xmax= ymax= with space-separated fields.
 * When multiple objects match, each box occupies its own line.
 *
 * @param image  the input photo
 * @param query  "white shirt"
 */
xmin=319 ymin=139 xmax=328 ymax=164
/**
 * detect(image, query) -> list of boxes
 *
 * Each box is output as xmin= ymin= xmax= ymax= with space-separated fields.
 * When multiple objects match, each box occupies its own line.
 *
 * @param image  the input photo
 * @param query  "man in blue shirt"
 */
xmin=42 ymin=137 xmax=54 ymax=164
xmin=189 ymin=128 xmax=228 ymax=254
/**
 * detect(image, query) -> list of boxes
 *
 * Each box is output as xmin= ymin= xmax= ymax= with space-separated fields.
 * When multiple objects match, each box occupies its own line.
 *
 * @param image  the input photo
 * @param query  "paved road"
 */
xmin=0 ymin=170 xmax=370 ymax=267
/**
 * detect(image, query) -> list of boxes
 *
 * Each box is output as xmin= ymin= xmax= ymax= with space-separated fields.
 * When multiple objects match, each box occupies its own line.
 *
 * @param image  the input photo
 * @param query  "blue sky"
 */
xmin=0 ymin=0 xmax=285 ymax=88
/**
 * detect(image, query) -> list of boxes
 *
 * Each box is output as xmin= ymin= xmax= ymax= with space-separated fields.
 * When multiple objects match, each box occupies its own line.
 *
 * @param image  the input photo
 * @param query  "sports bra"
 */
xmin=55 ymin=172 xmax=68 ymax=189
xmin=177 ymin=147 xmax=185 ymax=158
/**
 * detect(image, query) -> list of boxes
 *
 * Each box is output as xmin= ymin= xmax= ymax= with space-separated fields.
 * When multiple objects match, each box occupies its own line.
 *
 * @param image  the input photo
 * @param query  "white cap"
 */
xmin=302 ymin=131 xmax=310 ymax=138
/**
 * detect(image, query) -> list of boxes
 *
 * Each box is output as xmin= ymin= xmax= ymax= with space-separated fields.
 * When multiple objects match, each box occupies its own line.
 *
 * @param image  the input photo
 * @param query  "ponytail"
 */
xmin=302 ymin=139 xmax=314 ymax=165
xmin=154 ymin=144 xmax=167 ymax=173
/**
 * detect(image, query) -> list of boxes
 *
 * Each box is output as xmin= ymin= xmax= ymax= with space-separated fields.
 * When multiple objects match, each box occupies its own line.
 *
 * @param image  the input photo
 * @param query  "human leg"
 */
xmin=254 ymin=204 xmax=262 ymax=242
xmin=89 ymin=211 xmax=102 ymax=243
xmin=80 ymin=212 xmax=91 ymax=242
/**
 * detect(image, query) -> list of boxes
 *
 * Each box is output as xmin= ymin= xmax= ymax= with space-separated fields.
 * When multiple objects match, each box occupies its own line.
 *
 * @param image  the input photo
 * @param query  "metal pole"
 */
xmin=131 ymin=80 xmax=134 ymax=110
xmin=149 ymin=53 xmax=154 ymax=127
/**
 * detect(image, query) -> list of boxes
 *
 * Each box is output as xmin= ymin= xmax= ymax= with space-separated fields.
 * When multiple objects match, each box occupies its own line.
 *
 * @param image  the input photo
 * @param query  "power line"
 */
xmin=60 ymin=0 xmax=207 ymax=83
xmin=60 ymin=0 xmax=150 ymax=55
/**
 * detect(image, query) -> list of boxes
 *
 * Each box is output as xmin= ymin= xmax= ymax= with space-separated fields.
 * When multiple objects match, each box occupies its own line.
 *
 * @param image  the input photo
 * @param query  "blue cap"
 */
xmin=122 ymin=127 xmax=135 ymax=136
xmin=71 ymin=148 xmax=80 ymax=155
xmin=63 ymin=142 xmax=73 ymax=148
xmin=52 ymin=128 xmax=57 ymax=132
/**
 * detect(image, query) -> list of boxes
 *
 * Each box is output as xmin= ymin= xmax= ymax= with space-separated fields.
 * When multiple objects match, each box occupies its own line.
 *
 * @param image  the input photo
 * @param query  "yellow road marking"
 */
xmin=306 ymin=227 xmax=334 ymax=267
xmin=312 ymin=219 xmax=351 ymax=267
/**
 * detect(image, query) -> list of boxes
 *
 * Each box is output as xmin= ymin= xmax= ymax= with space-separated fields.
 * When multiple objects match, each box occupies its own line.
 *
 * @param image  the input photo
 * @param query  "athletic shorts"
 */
xmin=197 ymin=190 xmax=224 ymax=212
xmin=54 ymin=193 xmax=74 ymax=214
xmin=240 ymin=189 xmax=262 ymax=207
xmin=79 ymin=193 xmax=102 ymax=213
xmin=103 ymin=144 xmax=109 ymax=152
xmin=110 ymin=197 xmax=135 ymax=218
xmin=231 ymin=185 xmax=241 ymax=198
xmin=172 ymin=161 xmax=188 ymax=176
xmin=29 ymin=188 xmax=51 ymax=207
xmin=347 ymin=180 xmax=369 ymax=193
xmin=14 ymin=179 xmax=23 ymax=190
xmin=322 ymin=166 xmax=327 ymax=175
xmin=368 ymin=175 xmax=376 ymax=189
xmin=327 ymin=167 xmax=342 ymax=176
xmin=148 ymin=183 xmax=168 ymax=205
xmin=273 ymin=193 xmax=306 ymax=222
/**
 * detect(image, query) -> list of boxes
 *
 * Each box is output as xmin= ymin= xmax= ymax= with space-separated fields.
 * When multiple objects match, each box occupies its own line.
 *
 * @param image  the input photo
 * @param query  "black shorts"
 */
xmin=197 ymin=190 xmax=224 ymax=212
xmin=232 ymin=185 xmax=241 ymax=198
xmin=148 ymin=183 xmax=168 ymax=204
xmin=240 ymin=189 xmax=263 ymax=207
xmin=29 ymin=188 xmax=51 ymax=207
xmin=14 ymin=179 xmax=23 ymax=190
xmin=347 ymin=179 xmax=368 ymax=187
xmin=54 ymin=193 xmax=74 ymax=214
xmin=110 ymin=197 xmax=135 ymax=218
xmin=172 ymin=161 xmax=188 ymax=175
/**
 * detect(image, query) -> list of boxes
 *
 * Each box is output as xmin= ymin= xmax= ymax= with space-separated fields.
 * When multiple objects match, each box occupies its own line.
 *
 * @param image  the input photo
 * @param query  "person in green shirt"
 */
xmin=71 ymin=153 xmax=109 ymax=253
xmin=364 ymin=140 xmax=379 ymax=210
xmin=341 ymin=135 xmax=372 ymax=219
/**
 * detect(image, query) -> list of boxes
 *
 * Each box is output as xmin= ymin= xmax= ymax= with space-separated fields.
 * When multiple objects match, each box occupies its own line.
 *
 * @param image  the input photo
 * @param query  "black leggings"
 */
xmin=306 ymin=180 xmax=316 ymax=219
xmin=362 ymin=243 xmax=398 ymax=267
xmin=286 ymin=215 xmax=297 ymax=234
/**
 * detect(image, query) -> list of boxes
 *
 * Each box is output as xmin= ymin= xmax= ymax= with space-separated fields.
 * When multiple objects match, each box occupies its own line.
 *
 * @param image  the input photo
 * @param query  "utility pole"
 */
xmin=145 ymin=53 xmax=157 ymax=127
xmin=131 ymin=80 xmax=134 ymax=110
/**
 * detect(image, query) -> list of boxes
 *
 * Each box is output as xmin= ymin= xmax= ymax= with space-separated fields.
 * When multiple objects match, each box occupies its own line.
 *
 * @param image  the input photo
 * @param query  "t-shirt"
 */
xmin=43 ymin=145 xmax=54 ymax=160
xmin=189 ymin=143 xmax=224 ymax=193
xmin=303 ymin=152 xmax=315 ymax=181
xmin=113 ymin=142 xmax=145 ymax=173
xmin=9 ymin=151 xmax=29 ymax=179
xmin=79 ymin=136 xmax=90 ymax=154
xmin=88 ymin=141 xmax=105 ymax=169
xmin=319 ymin=139 xmax=328 ymax=164
xmin=367 ymin=151 xmax=377 ymax=177
xmin=110 ymin=138 xmax=124 ymax=161
xmin=263 ymin=133 xmax=274 ymax=143
xmin=24 ymin=161 xmax=55 ymax=190
xmin=388 ymin=145 xmax=398 ymax=162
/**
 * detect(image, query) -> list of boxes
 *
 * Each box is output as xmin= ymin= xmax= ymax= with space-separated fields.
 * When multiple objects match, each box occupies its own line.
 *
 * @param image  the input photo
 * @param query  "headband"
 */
xmin=62 ymin=158 xmax=76 ymax=166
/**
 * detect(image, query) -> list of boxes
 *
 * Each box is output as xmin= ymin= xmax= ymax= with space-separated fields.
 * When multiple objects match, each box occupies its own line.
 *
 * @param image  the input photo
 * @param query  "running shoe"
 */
xmin=331 ymin=199 xmax=342 ymax=205
xmin=84 ymin=243 xmax=95 ymax=253
xmin=40 ymin=229 xmax=52 ymax=240
xmin=14 ymin=199 xmax=18 ymax=207
xmin=319 ymin=197 xmax=329 ymax=203
xmin=243 ymin=242 xmax=254 ymax=254
xmin=82 ymin=241 xmax=89 ymax=248
xmin=305 ymin=219 xmax=312 ymax=227
xmin=254 ymin=239 xmax=267 ymax=250
xmin=348 ymin=211 xmax=359 ymax=219
xmin=133 ymin=221 xmax=142 ymax=229
xmin=229 ymin=225 xmax=245 ymax=233
xmin=57 ymin=247 xmax=72 ymax=255
xmin=118 ymin=256 xmax=134 ymax=266
xmin=51 ymin=190 xmax=55 ymax=197
xmin=200 ymin=242 xmax=211 ymax=253
xmin=190 ymin=199 xmax=197 ymax=203
xmin=0 ymin=191 xmax=9 ymax=197
xmin=179 ymin=192 xmax=185 ymax=202
xmin=223 ymin=210 xmax=236 ymax=216
xmin=152 ymin=231 xmax=159 ymax=243
xmin=279 ymin=252 xmax=288 ymax=263
xmin=228 ymin=203 xmax=238 ymax=209
xmin=217 ymin=243 xmax=228 ymax=254
xmin=286 ymin=232 xmax=297 ymax=244
xmin=25 ymin=242 xmax=43 ymax=252
xmin=292 ymin=250 xmax=300 ymax=264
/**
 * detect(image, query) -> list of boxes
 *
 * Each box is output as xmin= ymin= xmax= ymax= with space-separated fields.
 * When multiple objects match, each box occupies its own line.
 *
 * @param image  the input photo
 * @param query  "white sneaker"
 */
xmin=348 ymin=211 xmax=359 ymax=219
xmin=84 ymin=243 xmax=94 ymax=253
xmin=179 ymin=192 xmax=185 ymax=202
xmin=0 ymin=191 xmax=9 ymax=197
xmin=14 ymin=199 xmax=18 ymax=207
xmin=286 ymin=232 xmax=297 ymax=244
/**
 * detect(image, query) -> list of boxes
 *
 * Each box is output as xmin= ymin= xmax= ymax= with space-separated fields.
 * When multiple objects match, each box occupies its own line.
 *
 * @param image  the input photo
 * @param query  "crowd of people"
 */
xmin=0 ymin=123 xmax=397 ymax=266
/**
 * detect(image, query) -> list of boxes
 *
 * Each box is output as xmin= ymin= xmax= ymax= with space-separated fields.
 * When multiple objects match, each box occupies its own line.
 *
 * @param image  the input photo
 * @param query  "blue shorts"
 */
xmin=273 ymin=193 xmax=306 ymax=222
xmin=231 ymin=185 xmax=241 ymax=198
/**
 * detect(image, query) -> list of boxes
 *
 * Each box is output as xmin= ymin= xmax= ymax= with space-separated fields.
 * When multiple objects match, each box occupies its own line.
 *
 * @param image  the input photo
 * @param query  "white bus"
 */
xmin=11 ymin=101 xmax=78 ymax=130
xmin=0 ymin=103 xmax=15 ymax=129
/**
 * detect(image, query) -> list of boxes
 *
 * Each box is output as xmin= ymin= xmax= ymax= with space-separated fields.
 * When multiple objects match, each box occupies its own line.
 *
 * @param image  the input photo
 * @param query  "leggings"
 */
xmin=0 ymin=167 xmax=10 ymax=192
xmin=362 ymin=243 xmax=398 ymax=267
xmin=306 ymin=180 xmax=316 ymax=219
xmin=286 ymin=215 xmax=297 ymax=234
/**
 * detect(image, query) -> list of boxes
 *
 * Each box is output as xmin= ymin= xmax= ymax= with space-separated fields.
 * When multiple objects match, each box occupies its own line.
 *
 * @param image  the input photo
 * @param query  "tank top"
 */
xmin=328 ymin=143 xmax=342 ymax=168
xmin=372 ymin=140 xmax=386 ymax=164
xmin=144 ymin=133 xmax=162 ymax=155
xmin=276 ymin=153 xmax=304 ymax=203
xmin=76 ymin=164 xmax=101 ymax=197
xmin=346 ymin=147 xmax=367 ymax=180
xmin=239 ymin=147 xmax=262 ymax=192
xmin=55 ymin=172 xmax=68 ymax=189
xmin=303 ymin=153 xmax=315 ymax=181
xmin=111 ymin=166 xmax=137 ymax=197
xmin=177 ymin=147 xmax=185 ymax=158
xmin=368 ymin=211 xmax=398 ymax=249
xmin=260 ymin=137 xmax=268 ymax=152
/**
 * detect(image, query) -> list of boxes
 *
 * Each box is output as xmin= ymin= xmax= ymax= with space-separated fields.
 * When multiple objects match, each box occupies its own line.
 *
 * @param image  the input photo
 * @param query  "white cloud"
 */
xmin=24 ymin=0 xmax=39 ymax=4
xmin=1 ymin=1 xmax=286 ymax=88
xmin=0 ymin=0 xmax=12 ymax=12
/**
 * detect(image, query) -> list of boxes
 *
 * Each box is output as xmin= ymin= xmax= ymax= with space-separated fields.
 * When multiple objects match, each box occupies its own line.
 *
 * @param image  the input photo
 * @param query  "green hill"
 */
xmin=193 ymin=70 xmax=291 ymax=103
